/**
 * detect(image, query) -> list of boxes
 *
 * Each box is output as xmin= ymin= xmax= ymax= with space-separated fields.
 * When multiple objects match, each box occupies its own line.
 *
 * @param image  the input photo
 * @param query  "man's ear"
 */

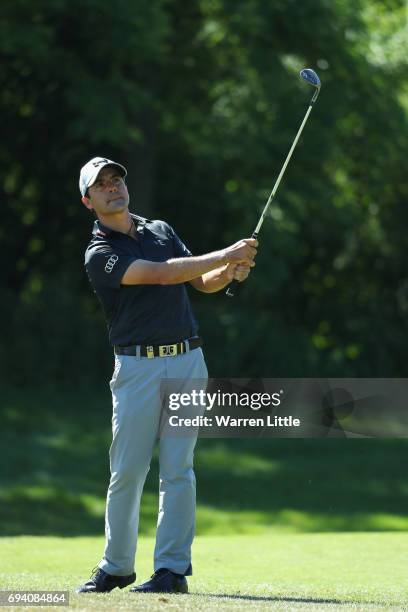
xmin=82 ymin=195 xmax=93 ymax=211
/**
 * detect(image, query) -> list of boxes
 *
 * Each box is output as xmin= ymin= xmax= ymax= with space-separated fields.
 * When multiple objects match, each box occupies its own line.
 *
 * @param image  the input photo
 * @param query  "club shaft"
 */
xmin=226 ymin=79 xmax=320 ymax=298
xmin=254 ymin=103 xmax=314 ymax=235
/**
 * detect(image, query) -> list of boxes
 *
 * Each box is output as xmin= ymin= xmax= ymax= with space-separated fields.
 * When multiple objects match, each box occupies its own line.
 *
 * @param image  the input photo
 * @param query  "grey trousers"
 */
xmin=99 ymin=346 xmax=208 ymax=577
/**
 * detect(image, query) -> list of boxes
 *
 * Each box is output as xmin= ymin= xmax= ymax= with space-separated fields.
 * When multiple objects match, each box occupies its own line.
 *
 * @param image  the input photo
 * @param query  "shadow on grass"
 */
xmin=2 ymin=387 xmax=408 ymax=536
xmin=199 ymin=593 xmax=356 ymax=606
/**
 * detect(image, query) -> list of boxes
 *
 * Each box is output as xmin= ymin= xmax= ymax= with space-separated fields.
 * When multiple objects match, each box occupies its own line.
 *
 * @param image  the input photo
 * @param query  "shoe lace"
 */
xmin=152 ymin=568 xmax=184 ymax=582
xmin=151 ymin=568 xmax=170 ymax=580
xmin=90 ymin=565 xmax=103 ymax=580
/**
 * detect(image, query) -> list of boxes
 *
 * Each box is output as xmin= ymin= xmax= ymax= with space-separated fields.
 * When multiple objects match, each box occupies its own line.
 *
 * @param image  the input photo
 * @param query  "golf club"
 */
xmin=226 ymin=68 xmax=321 ymax=297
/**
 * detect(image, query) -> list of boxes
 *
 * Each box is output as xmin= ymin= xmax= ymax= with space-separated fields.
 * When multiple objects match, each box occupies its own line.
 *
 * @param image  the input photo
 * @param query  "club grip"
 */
xmin=225 ymin=233 xmax=258 ymax=298
xmin=225 ymin=279 xmax=239 ymax=298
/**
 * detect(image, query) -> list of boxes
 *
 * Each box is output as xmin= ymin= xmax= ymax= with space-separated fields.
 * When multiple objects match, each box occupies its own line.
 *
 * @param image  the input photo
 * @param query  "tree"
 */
xmin=0 ymin=0 xmax=407 ymax=385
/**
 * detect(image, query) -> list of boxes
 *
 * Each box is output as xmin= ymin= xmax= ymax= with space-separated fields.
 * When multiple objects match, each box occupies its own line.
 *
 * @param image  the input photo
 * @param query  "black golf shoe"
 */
xmin=76 ymin=567 xmax=136 ymax=593
xmin=130 ymin=568 xmax=188 ymax=594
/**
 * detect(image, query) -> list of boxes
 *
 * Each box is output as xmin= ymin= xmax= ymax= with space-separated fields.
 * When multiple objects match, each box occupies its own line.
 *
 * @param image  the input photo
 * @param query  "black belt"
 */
xmin=114 ymin=337 xmax=203 ymax=358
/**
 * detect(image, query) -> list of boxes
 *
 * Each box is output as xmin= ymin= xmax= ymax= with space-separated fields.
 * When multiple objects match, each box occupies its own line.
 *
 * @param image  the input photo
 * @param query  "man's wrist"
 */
xmin=219 ymin=249 xmax=228 ymax=266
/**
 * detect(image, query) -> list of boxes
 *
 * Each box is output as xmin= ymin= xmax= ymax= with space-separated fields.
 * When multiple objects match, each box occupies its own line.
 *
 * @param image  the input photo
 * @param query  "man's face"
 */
xmin=82 ymin=166 xmax=129 ymax=216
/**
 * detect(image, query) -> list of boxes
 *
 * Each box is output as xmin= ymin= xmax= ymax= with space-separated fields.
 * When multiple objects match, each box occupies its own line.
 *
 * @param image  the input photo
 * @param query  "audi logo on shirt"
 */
xmin=105 ymin=254 xmax=119 ymax=274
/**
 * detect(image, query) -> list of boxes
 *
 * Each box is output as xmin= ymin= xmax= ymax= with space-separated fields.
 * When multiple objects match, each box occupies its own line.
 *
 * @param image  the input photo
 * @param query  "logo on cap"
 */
xmin=92 ymin=159 xmax=109 ymax=168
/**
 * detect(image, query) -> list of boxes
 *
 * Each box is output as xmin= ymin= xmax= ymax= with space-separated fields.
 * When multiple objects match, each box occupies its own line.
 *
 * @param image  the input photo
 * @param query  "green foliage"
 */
xmin=0 ymin=0 xmax=407 ymax=384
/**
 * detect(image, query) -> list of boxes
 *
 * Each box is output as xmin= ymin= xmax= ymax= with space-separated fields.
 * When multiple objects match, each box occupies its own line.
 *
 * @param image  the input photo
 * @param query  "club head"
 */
xmin=300 ymin=68 xmax=321 ymax=88
xmin=300 ymin=68 xmax=321 ymax=104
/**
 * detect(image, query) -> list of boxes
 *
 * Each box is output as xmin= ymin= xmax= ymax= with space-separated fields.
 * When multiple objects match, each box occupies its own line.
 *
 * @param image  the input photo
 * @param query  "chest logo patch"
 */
xmin=105 ymin=254 xmax=119 ymax=274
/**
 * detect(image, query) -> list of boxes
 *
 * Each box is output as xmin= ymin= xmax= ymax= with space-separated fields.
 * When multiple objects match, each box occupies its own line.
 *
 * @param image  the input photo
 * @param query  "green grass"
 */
xmin=2 ymin=387 xmax=408 ymax=537
xmin=1 ymin=533 xmax=407 ymax=610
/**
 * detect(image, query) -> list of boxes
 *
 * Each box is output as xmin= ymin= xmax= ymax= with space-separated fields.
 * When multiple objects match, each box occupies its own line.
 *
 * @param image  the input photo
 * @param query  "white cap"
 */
xmin=79 ymin=157 xmax=127 ymax=196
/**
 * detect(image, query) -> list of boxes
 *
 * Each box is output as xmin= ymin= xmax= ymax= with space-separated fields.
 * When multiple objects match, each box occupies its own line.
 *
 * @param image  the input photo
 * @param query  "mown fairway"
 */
xmin=1 ymin=533 xmax=407 ymax=610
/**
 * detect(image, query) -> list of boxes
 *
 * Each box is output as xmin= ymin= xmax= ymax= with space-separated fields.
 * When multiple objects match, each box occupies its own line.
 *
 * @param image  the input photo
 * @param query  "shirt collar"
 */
xmin=92 ymin=214 xmax=147 ymax=238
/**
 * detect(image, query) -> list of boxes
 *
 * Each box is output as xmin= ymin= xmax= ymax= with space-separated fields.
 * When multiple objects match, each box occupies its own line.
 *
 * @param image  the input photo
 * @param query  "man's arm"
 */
xmin=121 ymin=239 xmax=257 ymax=286
xmin=189 ymin=263 xmax=251 ymax=293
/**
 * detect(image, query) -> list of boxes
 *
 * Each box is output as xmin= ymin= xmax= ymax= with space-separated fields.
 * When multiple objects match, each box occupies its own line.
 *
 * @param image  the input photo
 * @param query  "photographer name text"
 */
xmin=168 ymin=415 xmax=300 ymax=428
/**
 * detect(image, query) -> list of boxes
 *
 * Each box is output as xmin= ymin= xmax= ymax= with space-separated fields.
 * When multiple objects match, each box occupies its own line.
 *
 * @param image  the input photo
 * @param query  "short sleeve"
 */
xmin=168 ymin=225 xmax=192 ymax=258
xmin=85 ymin=247 xmax=136 ymax=290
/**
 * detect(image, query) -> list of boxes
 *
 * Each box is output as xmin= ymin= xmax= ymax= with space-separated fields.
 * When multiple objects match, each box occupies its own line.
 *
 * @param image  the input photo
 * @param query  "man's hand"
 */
xmin=234 ymin=263 xmax=251 ymax=282
xmin=223 ymin=238 xmax=258 ymax=267
xmin=225 ymin=263 xmax=252 ymax=283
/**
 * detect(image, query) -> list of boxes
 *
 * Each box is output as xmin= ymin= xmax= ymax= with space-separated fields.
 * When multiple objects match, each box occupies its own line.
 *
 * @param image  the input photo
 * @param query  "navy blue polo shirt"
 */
xmin=84 ymin=214 xmax=199 ymax=346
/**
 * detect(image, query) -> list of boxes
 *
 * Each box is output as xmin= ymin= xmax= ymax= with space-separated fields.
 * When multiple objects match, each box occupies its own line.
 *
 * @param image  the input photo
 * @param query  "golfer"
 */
xmin=76 ymin=157 xmax=257 ymax=594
